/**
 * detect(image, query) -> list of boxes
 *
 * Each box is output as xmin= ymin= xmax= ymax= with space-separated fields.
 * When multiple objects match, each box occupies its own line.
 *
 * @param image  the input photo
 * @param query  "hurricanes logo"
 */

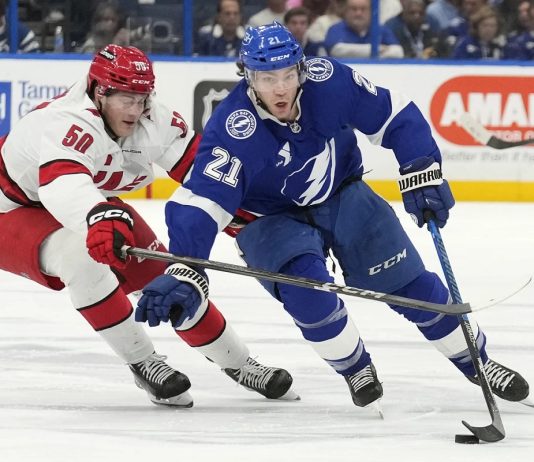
xmin=226 ymin=109 xmax=256 ymax=139
xmin=306 ymin=58 xmax=334 ymax=82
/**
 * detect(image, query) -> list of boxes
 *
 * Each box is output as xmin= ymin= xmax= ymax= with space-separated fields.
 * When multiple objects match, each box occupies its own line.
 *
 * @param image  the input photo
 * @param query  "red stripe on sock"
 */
xmin=78 ymin=286 xmax=133 ymax=331
xmin=175 ymin=301 xmax=226 ymax=347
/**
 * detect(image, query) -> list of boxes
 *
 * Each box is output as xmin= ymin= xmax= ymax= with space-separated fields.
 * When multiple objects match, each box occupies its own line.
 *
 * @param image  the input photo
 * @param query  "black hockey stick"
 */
xmin=122 ymin=246 xmax=472 ymax=315
xmin=459 ymin=113 xmax=534 ymax=149
xmin=424 ymin=213 xmax=505 ymax=443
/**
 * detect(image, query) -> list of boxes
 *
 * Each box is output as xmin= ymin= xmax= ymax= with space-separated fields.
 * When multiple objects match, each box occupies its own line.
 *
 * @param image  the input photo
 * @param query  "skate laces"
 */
xmin=232 ymin=357 xmax=276 ymax=391
xmin=347 ymin=365 xmax=375 ymax=392
xmin=483 ymin=360 xmax=515 ymax=392
xmin=134 ymin=353 xmax=175 ymax=385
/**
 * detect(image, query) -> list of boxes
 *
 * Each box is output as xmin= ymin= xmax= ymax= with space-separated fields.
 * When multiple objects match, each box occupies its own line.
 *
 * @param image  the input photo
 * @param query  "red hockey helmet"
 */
xmin=87 ymin=44 xmax=155 ymax=95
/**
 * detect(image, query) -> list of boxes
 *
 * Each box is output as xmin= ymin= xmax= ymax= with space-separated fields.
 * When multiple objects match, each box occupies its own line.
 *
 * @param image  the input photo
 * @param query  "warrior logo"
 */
xmin=226 ymin=109 xmax=256 ymax=139
xmin=306 ymin=58 xmax=334 ymax=82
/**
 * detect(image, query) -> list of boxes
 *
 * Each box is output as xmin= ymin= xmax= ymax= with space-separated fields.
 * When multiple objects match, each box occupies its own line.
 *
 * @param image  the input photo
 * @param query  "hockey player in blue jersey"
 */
xmin=135 ymin=22 xmax=529 ymax=408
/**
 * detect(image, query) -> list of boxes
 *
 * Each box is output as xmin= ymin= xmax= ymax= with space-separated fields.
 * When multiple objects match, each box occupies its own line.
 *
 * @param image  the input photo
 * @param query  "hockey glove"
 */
xmin=86 ymin=202 xmax=135 ymax=269
xmin=398 ymin=156 xmax=455 ymax=228
xmin=135 ymin=263 xmax=209 ymax=328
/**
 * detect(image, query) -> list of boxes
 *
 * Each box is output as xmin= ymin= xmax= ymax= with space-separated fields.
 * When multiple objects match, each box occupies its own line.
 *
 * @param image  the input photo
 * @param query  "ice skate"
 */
xmin=466 ymin=359 xmax=529 ymax=402
xmin=224 ymin=357 xmax=299 ymax=400
xmin=129 ymin=353 xmax=193 ymax=407
xmin=344 ymin=363 xmax=383 ymax=409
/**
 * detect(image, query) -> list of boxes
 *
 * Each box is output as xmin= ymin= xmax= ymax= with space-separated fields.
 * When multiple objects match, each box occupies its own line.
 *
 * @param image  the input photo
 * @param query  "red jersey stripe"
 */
xmin=168 ymin=133 xmax=201 ymax=183
xmin=175 ymin=301 xmax=226 ymax=347
xmin=1 ymin=140 xmax=40 ymax=206
xmin=39 ymin=159 xmax=92 ymax=187
xmin=77 ymin=286 xmax=132 ymax=331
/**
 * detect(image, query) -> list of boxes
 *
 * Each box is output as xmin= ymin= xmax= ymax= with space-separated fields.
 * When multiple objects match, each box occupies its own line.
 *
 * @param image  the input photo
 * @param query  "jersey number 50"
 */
xmin=204 ymin=147 xmax=242 ymax=187
xmin=62 ymin=124 xmax=94 ymax=154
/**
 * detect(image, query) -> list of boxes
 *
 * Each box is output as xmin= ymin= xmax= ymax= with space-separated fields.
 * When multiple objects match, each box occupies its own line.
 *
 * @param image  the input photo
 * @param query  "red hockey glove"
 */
xmin=86 ymin=202 xmax=135 ymax=269
xmin=223 ymin=208 xmax=258 ymax=238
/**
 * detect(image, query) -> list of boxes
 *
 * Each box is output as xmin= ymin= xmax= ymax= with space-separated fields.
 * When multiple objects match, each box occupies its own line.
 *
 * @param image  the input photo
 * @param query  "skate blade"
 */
xmin=367 ymin=399 xmax=384 ymax=419
xmin=519 ymin=396 xmax=534 ymax=408
xmin=239 ymin=384 xmax=301 ymax=400
xmin=149 ymin=390 xmax=194 ymax=408
xmin=278 ymin=388 xmax=301 ymax=401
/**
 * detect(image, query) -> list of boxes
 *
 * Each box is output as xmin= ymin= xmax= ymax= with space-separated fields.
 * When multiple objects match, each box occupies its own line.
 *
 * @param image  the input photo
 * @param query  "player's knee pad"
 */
xmin=41 ymin=228 xmax=117 ymax=304
xmin=236 ymin=215 xmax=324 ymax=298
xmin=389 ymin=271 xmax=460 ymax=340
xmin=279 ymin=254 xmax=347 ymax=341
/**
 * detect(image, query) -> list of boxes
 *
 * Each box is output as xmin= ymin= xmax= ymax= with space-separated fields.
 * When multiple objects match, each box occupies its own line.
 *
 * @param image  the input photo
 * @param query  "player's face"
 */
xmin=99 ymin=91 xmax=148 ymax=137
xmin=252 ymin=67 xmax=300 ymax=121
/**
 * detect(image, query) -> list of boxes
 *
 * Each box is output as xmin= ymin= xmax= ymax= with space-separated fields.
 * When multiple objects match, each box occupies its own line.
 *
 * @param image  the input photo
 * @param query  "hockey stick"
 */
xmin=122 ymin=246 xmax=472 ymax=315
xmin=424 ymin=213 xmax=505 ymax=443
xmin=459 ymin=113 xmax=534 ymax=149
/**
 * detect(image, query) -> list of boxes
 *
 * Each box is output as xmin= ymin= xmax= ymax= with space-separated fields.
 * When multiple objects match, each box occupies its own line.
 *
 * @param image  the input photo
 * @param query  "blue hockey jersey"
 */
xmin=166 ymin=57 xmax=441 ymax=259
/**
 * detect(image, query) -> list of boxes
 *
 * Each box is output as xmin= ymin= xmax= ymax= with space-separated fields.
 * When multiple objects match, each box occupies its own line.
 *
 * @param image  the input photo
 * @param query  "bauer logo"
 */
xmin=0 ymin=82 xmax=12 ymax=136
xmin=430 ymin=76 xmax=534 ymax=146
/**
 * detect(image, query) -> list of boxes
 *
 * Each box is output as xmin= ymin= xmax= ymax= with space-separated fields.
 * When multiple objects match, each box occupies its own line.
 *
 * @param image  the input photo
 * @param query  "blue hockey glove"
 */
xmin=135 ymin=264 xmax=209 ymax=328
xmin=398 ymin=156 xmax=455 ymax=228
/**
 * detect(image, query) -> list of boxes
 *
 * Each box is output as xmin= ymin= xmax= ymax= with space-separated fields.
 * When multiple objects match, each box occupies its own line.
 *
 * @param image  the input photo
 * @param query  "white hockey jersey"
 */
xmin=0 ymin=78 xmax=199 ymax=234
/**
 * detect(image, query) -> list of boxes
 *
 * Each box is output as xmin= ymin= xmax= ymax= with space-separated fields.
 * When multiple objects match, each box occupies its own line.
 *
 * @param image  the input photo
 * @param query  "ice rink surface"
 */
xmin=1 ymin=200 xmax=533 ymax=462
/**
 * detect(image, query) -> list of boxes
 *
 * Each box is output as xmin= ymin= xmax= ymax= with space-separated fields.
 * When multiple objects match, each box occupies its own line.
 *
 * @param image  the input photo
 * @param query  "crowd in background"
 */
xmin=1 ymin=0 xmax=533 ymax=60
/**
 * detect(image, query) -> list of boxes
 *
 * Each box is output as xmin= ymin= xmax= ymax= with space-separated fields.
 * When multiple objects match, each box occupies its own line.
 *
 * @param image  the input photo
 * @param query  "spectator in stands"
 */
xmin=302 ymin=0 xmax=332 ymax=21
xmin=452 ymin=4 xmax=506 ymax=58
xmin=442 ymin=0 xmax=487 ymax=52
xmin=196 ymin=0 xmax=245 ymax=56
xmin=380 ymin=0 xmax=403 ymax=24
xmin=284 ymin=6 xmax=318 ymax=54
xmin=426 ymin=0 xmax=461 ymax=30
xmin=385 ymin=0 xmax=440 ymax=58
xmin=0 ymin=0 xmax=40 ymax=53
xmin=78 ymin=1 xmax=133 ymax=53
xmin=247 ymin=0 xmax=287 ymax=27
xmin=307 ymin=0 xmax=344 ymax=54
xmin=324 ymin=0 xmax=404 ymax=57
xmin=503 ymin=0 xmax=531 ymax=36
xmin=505 ymin=0 xmax=534 ymax=58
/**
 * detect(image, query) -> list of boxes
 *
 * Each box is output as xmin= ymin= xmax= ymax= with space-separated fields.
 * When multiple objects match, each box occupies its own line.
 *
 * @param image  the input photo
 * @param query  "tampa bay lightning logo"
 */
xmin=306 ymin=58 xmax=334 ymax=82
xmin=281 ymin=138 xmax=336 ymax=206
xmin=225 ymin=109 xmax=256 ymax=139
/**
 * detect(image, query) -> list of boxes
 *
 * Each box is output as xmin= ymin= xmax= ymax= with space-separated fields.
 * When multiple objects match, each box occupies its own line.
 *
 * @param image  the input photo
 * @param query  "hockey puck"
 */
xmin=455 ymin=434 xmax=480 ymax=444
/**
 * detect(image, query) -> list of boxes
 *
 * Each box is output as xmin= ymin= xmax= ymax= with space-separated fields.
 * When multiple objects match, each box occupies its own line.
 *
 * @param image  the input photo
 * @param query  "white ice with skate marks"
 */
xmin=1 ymin=202 xmax=534 ymax=461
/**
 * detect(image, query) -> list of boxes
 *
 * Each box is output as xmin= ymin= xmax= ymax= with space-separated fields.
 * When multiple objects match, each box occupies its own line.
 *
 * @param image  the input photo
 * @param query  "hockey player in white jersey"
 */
xmin=0 ymin=44 xmax=296 ymax=406
xmin=134 ymin=24 xmax=529 ymax=409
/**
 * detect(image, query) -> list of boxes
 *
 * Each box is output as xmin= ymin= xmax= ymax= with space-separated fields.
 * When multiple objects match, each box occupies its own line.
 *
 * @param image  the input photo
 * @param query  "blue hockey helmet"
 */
xmin=240 ymin=22 xmax=306 ymax=84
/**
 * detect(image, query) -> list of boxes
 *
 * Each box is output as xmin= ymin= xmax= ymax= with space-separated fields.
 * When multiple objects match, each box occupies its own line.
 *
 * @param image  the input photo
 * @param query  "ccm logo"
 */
xmin=88 ymin=209 xmax=134 ymax=227
xmin=271 ymin=54 xmax=290 ymax=61
xmin=368 ymin=249 xmax=407 ymax=275
xmin=132 ymin=79 xmax=151 ymax=84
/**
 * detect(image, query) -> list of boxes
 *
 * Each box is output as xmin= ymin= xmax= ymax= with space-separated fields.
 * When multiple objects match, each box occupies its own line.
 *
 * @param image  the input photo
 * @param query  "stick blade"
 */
xmin=458 ymin=113 xmax=492 ymax=144
xmin=462 ymin=421 xmax=505 ymax=443
xmin=471 ymin=277 xmax=532 ymax=312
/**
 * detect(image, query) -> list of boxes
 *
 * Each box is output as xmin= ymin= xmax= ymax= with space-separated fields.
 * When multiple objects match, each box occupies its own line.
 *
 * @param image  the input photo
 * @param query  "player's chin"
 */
xmin=116 ymin=122 xmax=136 ymax=137
xmin=270 ymin=105 xmax=290 ymax=120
